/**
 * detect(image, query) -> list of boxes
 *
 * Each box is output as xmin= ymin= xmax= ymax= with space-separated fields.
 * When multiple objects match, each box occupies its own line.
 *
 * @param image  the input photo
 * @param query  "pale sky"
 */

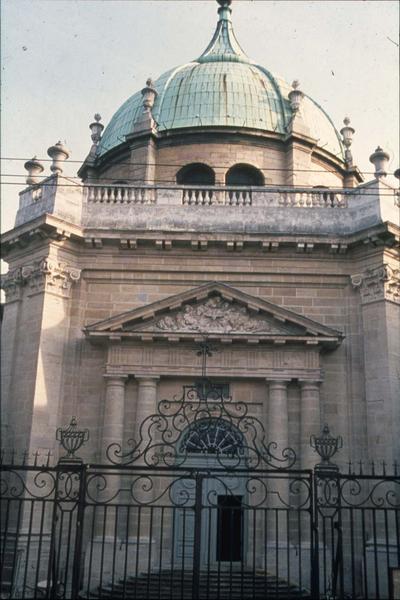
xmin=1 ymin=0 xmax=399 ymax=235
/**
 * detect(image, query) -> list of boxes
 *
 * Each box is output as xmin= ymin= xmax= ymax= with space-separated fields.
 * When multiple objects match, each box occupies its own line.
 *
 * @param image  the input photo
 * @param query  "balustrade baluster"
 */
xmin=83 ymin=184 xmax=352 ymax=209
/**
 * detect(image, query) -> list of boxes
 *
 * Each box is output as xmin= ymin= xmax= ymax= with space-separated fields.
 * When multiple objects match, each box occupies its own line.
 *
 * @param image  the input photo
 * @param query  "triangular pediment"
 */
xmin=84 ymin=282 xmax=343 ymax=347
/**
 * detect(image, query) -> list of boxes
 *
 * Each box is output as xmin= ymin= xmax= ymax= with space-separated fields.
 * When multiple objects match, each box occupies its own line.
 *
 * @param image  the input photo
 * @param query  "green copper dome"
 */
xmin=97 ymin=2 xmax=344 ymax=159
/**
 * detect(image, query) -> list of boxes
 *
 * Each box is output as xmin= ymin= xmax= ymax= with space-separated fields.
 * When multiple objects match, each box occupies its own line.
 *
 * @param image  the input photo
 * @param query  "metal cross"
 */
xmin=196 ymin=338 xmax=216 ymax=379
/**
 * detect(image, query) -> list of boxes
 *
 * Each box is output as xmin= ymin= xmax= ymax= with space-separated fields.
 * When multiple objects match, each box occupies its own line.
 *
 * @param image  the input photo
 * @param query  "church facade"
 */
xmin=1 ymin=1 xmax=399 ymax=598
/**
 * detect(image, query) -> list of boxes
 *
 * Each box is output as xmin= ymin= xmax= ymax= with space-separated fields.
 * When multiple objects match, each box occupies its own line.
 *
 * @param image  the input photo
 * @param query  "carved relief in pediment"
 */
xmin=128 ymin=295 xmax=302 ymax=335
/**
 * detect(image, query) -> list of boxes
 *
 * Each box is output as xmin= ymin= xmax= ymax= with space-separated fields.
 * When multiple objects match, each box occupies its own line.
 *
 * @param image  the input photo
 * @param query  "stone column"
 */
xmin=130 ymin=376 xmax=160 ymax=568
xmin=102 ymin=375 xmax=128 ymax=458
xmin=267 ymin=380 xmax=290 ymax=456
xmin=134 ymin=376 xmax=160 ymax=451
xmin=91 ymin=375 xmax=127 ymax=567
xmin=266 ymin=380 xmax=290 ymax=549
xmin=300 ymin=381 xmax=321 ymax=470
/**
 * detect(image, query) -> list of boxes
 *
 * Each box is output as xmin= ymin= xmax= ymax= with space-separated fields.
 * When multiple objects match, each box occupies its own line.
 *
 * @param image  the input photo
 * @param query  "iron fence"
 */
xmin=1 ymin=381 xmax=399 ymax=599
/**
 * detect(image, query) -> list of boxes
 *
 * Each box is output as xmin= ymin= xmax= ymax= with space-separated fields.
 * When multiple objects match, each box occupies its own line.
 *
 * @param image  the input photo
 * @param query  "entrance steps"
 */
xmin=83 ymin=569 xmax=310 ymax=599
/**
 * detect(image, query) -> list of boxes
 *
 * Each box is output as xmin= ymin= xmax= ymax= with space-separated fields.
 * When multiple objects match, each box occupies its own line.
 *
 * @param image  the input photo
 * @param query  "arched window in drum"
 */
xmin=226 ymin=164 xmax=264 ymax=186
xmin=176 ymin=163 xmax=215 ymax=185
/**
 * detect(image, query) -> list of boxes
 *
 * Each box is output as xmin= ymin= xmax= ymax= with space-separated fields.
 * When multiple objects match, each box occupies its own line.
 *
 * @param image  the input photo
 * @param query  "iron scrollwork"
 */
xmin=106 ymin=379 xmax=297 ymax=470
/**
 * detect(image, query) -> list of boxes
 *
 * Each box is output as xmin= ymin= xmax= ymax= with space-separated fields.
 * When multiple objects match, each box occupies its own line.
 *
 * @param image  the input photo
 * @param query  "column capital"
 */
xmin=103 ymin=374 xmax=128 ymax=385
xmin=266 ymin=378 xmax=291 ymax=388
xmin=299 ymin=380 xmax=321 ymax=390
xmin=135 ymin=375 xmax=160 ymax=384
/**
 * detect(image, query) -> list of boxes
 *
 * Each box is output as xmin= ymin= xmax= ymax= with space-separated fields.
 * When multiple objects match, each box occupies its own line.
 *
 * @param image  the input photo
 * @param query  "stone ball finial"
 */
xmin=90 ymin=114 xmax=104 ymax=144
xmin=24 ymin=156 xmax=44 ymax=185
xmin=146 ymin=78 xmax=155 ymax=88
xmin=288 ymin=80 xmax=304 ymax=113
xmin=369 ymin=146 xmax=390 ymax=179
xmin=47 ymin=141 xmax=70 ymax=175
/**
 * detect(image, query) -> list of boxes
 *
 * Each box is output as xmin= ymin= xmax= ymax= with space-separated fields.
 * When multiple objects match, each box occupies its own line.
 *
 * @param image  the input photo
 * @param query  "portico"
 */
xmin=86 ymin=282 xmax=342 ymax=468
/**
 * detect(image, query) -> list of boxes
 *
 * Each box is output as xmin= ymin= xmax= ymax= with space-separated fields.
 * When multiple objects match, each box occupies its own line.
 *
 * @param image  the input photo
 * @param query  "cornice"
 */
xmin=1 ymin=216 xmax=398 ymax=261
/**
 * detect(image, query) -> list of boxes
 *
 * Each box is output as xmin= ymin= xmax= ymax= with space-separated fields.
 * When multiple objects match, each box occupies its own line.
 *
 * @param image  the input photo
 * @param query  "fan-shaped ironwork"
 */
xmin=106 ymin=379 xmax=297 ymax=469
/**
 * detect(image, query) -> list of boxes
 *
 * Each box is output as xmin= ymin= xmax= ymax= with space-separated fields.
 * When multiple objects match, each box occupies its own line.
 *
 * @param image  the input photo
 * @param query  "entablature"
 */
xmin=103 ymin=339 xmax=324 ymax=382
xmin=1 ymin=213 xmax=398 ymax=262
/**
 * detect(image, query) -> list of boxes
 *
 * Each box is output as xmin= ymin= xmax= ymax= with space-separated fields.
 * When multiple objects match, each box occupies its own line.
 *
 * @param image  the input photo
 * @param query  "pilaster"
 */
xmin=0 ymin=258 xmax=81 ymax=452
xmin=351 ymin=264 xmax=400 ymax=463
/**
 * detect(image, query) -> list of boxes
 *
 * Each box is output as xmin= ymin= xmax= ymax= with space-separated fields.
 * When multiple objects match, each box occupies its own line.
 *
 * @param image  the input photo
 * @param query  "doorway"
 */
xmin=216 ymin=495 xmax=243 ymax=562
xmin=173 ymin=418 xmax=246 ymax=568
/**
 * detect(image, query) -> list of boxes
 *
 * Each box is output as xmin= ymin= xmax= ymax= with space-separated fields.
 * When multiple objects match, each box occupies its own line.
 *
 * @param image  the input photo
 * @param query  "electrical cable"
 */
xmin=0 ymin=180 xmax=397 ymax=197
xmin=0 ymin=156 xmax=393 ymax=177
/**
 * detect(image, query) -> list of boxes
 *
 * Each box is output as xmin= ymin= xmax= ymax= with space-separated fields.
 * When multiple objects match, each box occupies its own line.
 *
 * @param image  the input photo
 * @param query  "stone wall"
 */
xmin=3 ymin=242 xmax=394 ymax=463
xmin=93 ymin=132 xmax=345 ymax=188
xmin=2 ymin=189 xmax=399 ymax=466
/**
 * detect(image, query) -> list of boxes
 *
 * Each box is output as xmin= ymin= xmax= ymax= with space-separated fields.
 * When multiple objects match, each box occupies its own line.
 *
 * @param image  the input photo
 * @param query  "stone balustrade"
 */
xmin=13 ymin=177 xmax=398 ymax=236
xmin=182 ymin=187 xmax=253 ymax=206
xmin=83 ymin=183 xmax=350 ymax=208
xmin=85 ymin=184 xmax=156 ymax=204
xmin=272 ymin=189 xmax=348 ymax=208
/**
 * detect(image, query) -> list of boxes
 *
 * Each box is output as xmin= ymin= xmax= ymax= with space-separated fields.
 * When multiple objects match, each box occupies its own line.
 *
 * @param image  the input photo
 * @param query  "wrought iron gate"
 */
xmin=1 ymin=382 xmax=399 ymax=599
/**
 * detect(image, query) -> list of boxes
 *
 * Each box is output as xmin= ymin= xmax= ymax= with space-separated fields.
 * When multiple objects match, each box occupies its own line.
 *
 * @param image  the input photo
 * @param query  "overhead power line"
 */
xmin=0 ymin=172 xmax=390 ymax=183
xmin=0 ymin=181 xmax=397 ymax=197
xmin=0 ymin=156 xmax=392 ymax=177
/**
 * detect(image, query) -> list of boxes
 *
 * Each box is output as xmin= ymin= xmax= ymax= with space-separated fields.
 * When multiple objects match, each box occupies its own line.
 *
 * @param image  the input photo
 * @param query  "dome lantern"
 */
xmin=217 ymin=0 xmax=233 ymax=21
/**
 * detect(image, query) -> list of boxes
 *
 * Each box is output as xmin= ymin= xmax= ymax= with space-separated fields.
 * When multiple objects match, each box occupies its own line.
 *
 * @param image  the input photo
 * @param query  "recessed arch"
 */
xmin=225 ymin=164 xmax=264 ymax=186
xmin=176 ymin=163 xmax=215 ymax=186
